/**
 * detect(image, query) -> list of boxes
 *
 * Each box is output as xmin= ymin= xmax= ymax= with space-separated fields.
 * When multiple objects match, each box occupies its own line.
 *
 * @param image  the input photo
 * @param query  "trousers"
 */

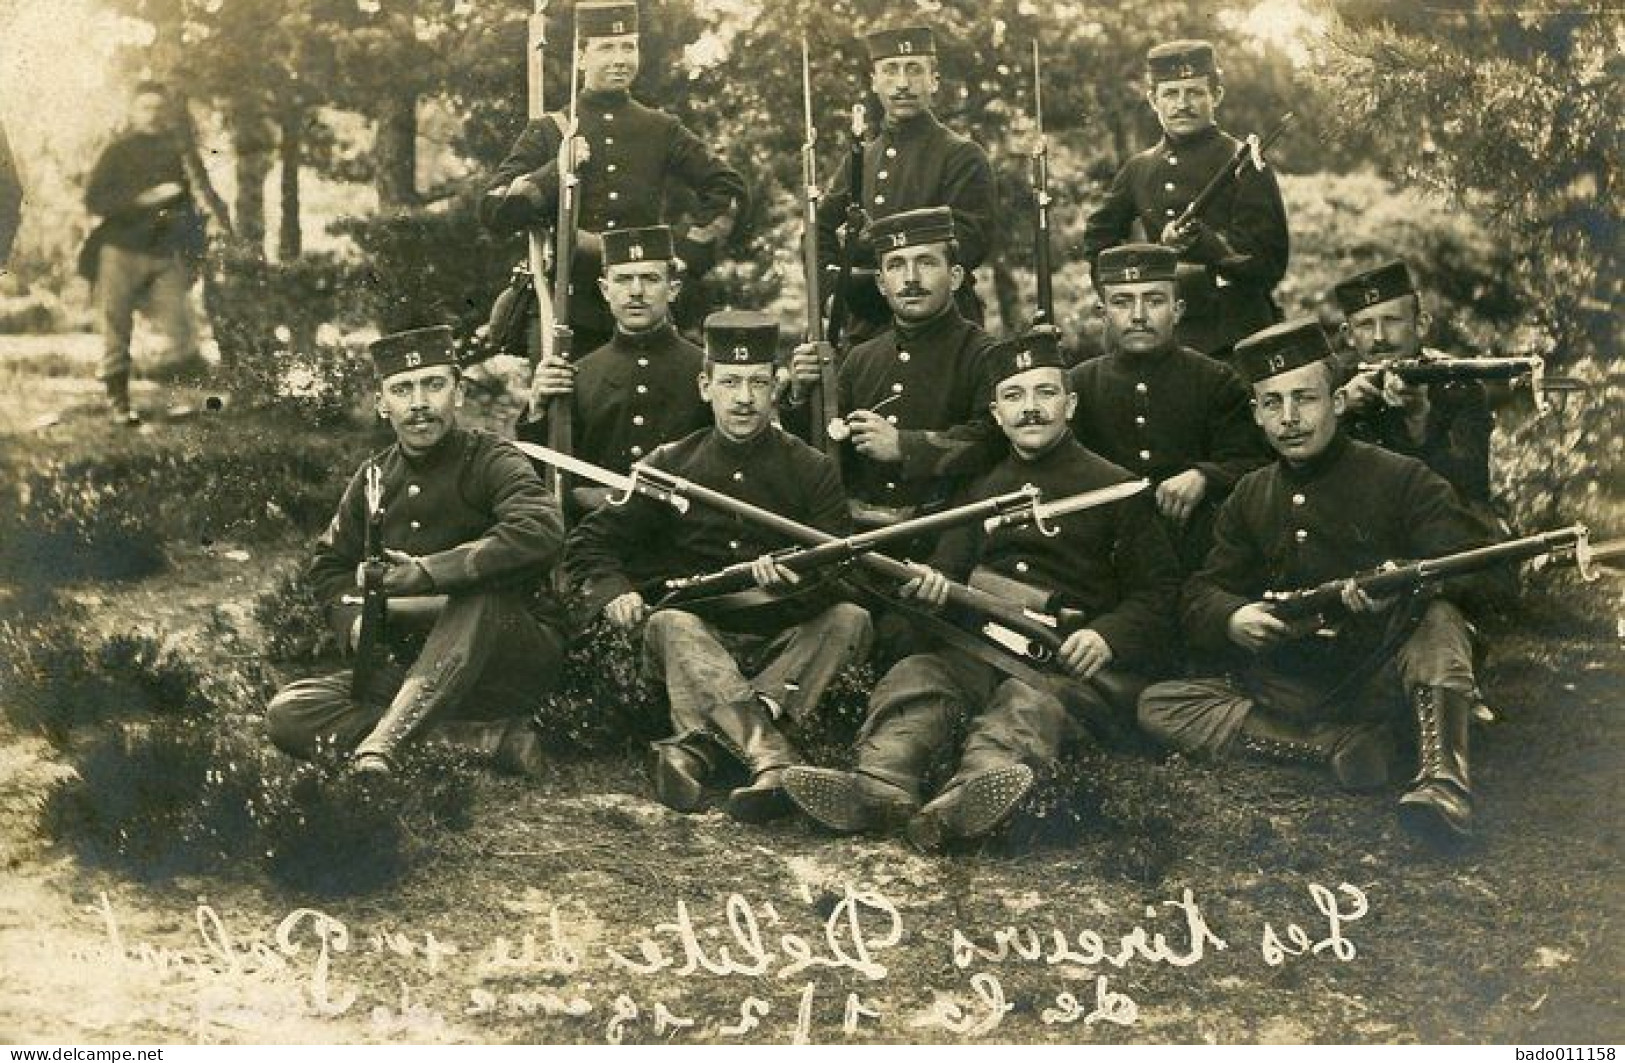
xmin=96 ymin=244 xmax=197 ymax=382
xmin=1138 ymin=598 xmax=1478 ymax=757
xmin=266 ymin=590 xmax=564 ymax=760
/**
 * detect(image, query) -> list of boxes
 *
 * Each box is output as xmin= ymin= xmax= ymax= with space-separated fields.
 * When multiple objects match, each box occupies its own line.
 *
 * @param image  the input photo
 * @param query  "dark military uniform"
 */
xmin=1069 ymin=344 xmax=1268 ymax=568
xmin=550 ymin=321 xmax=709 ymax=522
xmin=480 ymin=88 xmax=747 ymax=351
xmin=817 ymin=111 xmax=997 ymax=335
xmin=836 ymin=306 xmax=1003 ymax=519
xmin=1337 ymin=346 xmax=1495 ymax=510
xmin=266 ymin=425 xmax=567 ymax=764
xmin=1083 ymin=127 xmax=1288 ymax=358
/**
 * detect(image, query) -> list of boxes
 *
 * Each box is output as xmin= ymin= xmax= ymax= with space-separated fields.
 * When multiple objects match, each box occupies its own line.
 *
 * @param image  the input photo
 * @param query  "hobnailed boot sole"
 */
xmin=782 ymin=767 xmax=918 ymax=834
xmin=649 ymin=744 xmax=708 ymax=813
xmin=1397 ymin=781 xmax=1474 ymax=844
xmin=907 ymin=764 xmax=1035 ymax=853
xmin=726 ymin=773 xmax=793 ymax=824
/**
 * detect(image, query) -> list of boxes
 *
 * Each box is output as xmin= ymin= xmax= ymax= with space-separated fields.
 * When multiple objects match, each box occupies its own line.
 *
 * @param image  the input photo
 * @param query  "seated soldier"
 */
xmin=1331 ymin=259 xmax=1496 ymax=517
xmin=1069 ymin=243 xmax=1268 ymax=571
xmin=783 ymin=333 xmax=1181 ymax=851
xmin=1138 ymin=319 xmax=1501 ymax=844
xmin=565 ymin=311 xmax=872 ymax=822
xmin=266 ymin=326 xmax=568 ymax=775
xmin=525 ymin=224 xmax=711 ymax=523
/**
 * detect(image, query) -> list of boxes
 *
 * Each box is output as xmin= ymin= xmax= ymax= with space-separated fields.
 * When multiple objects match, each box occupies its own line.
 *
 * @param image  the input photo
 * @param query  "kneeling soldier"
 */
xmin=784 ymin=333 xmax=1181 ymax=850
xmin=1138 ymin=319 xmax=1502 ymax=842
xmin=266 ymin=326 xmax=568 ymax=775
xmin=565 ymin=311 xmax=872 ymax=821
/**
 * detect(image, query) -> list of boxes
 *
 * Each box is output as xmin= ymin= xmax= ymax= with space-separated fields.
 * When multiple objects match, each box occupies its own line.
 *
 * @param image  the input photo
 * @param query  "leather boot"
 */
xmin=705 ymin=698 xmax=802 ymax=823
xmin=648 ymin=733 xmax=718 ymax=813
xmin=352 ymin=666 xmax=454 ymax=774
xmin=906 ymin=763 xmax=1035 ymax=853
xmin=782 ymin=767 xmax=918 ymax=834
xmin=431 ymin=719 xmax=547 ymax=778
xmin=105 ymin=372 xmax=140 ymax=426
xmin=1398 ymin=686 xmax=1474 ymax=842
xmin=1231 ymin=710 xmax=1393 ymax=791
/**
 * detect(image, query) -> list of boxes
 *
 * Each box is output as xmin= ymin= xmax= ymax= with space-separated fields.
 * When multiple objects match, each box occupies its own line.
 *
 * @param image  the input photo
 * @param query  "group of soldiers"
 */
xmin=264 ymin=3 xmax=1514 ymax=853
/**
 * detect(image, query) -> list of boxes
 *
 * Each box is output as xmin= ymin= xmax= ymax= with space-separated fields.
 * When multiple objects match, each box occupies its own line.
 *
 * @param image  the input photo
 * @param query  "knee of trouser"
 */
xmin=821 ymin=602 xmax=874 ymax=652
xmin=1136 ymin=681 xmax=1196 ymax=743
xmin=264 ymin=689 xmax=315 ymax=759
xmin=1395 ymin=599 xmax=1478 ymax=692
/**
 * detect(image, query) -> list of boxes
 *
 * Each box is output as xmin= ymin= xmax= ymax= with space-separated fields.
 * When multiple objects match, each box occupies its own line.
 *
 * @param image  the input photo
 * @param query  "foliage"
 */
xmin=531 ymin=618 xmax=667 ymax=756
xmin=1314 ymin=6 xmax=1621 ymax=367
xmin=254 ymin=565 xmax=341 ymax=665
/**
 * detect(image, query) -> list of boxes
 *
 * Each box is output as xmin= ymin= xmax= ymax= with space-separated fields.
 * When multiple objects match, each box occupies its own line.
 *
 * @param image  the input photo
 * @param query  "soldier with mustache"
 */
xmin=265 ymin=327 xmax=568 ymax=777
xmin=1082 ymin=40 xmax=1289 ymax=360
xmin=814 ymin=25 xmax=998 ymax=342
xmin=480 ymin=1 xmax=747 ymax=355
xmin=782 ymin=333 xmax=1181 ymax=850
xmin=1331 ymin=260 xmax=1496 ymax=518
xmin=1068 ymin=243 xmax=1269 ymax=570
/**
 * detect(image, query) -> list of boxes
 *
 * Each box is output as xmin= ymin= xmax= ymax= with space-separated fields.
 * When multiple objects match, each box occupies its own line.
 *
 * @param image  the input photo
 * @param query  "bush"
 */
xmin=531 ymin=619 xmax=667 ymax=756
xmin=254 ymin=565 xmax=341 ymax=666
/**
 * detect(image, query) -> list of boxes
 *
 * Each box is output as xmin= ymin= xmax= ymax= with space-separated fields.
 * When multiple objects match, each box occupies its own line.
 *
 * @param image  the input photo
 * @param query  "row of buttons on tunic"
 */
xmin=625 ymin=354 xmax=655 ymax=458
xmin=1289 ymin=492 xmax=1309 ymax=544
xmin=872 ymin=145 xmax=899 ymax=207
xmin=598 ymin=111 xmax=621 ymax=228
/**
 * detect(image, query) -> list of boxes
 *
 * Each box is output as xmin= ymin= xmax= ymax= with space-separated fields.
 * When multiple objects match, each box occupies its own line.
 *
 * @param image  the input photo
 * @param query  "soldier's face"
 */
xmin=877 ymin=242 xmax=962 ymax=322
xmin=580 ymin=34 xmax=639 ymax=92
xmin=377 ymin=365 xmax=462 ymax=455
xmin=1344 ymin=295 xmax=1424 ymax=361
xmin=700 ymin=362 xmax=777 ymax=442
xmin=130 ymin=91 xmax=167 ymax=135
xmin=1252 ymin=361 xmax=1344 ymax=465
xmin=991 ymin=366 xmax=1076 ymax=458
xmin=599 ymin=260 xmax=677 ymax=332
xmin=872 ymin=57 xmax=938 ymax=121
xmin=1148 ymin=76 xmax=1222 ymax=138
xmin=1099 ymin=279 xmax=1182 ymax=356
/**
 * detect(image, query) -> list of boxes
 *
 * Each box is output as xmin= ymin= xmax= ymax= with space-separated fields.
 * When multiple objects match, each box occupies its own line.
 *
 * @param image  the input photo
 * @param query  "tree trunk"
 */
xmin=374 ymin=93 xmax=419 ymax=209
xmin=231 ymin=102 xmax=273 ymax=257
xmin=991 ymin=257 xmax=1023 ymax=336
xmin=277 ymin=104 xmax=302 ymax=260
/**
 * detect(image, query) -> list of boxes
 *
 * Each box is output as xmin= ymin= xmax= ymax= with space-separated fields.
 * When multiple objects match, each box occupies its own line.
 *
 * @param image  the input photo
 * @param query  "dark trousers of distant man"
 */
xmin=266 ymin=590 xmax=564 ymax=764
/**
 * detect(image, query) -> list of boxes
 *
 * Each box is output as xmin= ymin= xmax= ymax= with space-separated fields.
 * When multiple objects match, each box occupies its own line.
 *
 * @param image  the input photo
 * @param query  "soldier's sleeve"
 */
xmin=815 ymin=149 xmax=854 ymax=279
xmin=1193 ymin=363 xmax=1270 ymax=496
xmin=1088 ymin=493 xmax=1182 ymax=672
xmin=803 ymin=449 xmax=853 ymax=537
xmin=666 ymin=121 xmax=748 ymax=234
xmin=940 ymin=139 xmax=998 ymax=270
xmin=1422 ymin=383 xmax=1493 ymax=506
xmin=478 ymin=118 xmax=563 ymax=233
xmin=84 ymin=141 xmax=142 ymax=218
xmin=1194 ymin=163 xmax=1289 ymax=288
xmin=563 ymin=453 xmax=676 ymax=617
xmin=1181 ymin=482 xmax=1264 ymax=654
xmin=414 ymin=441 xmax=564 ymax=592
xmin=1396 ymin=457 xmax=1510 ymax=609
xmin=895 ymin=340 xmax=1003 ymax=481
xmin=1080 ymin=158 xmax=1139 ymax=262
xmin=308 ymin=466 xmax=370 ymax=635
xmin=924 ymin=517 xmax=981 ymax=584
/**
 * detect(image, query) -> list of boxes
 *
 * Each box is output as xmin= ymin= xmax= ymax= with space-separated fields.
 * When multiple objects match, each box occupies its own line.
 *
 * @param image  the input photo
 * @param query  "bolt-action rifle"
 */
xmin=1170 ymin=112 xmax=1294 ymax=234
xmin=824 ymin=103 xmax=868 ymax=350
xmin=1029 ymin=41 xmax=1055 ymax=330
xmin=350 ymin=463 xmax=388 ymax=699
xmin=797 ymin=38 xmax=842 ymax=467
xmin=1355 ymin=354 xmax=1551 ymax=412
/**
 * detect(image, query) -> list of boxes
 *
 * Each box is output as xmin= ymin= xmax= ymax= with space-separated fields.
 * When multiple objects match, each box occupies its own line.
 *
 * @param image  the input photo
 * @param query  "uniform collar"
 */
xmin=396 ymin=426 xmax=464 ymax=471
xmin=1159 ymin=124 xmax=1224 ymax=151
xmin=708 ymin=423 xmax=774 ymax=456
xmin=581 ymin=88 xmax=631 ymax=109
xmin=893 ymin=303 xmax=963 ymax=345
xmin=612 ymin=320 xmax=678 ymax=353
xmin=1008 ymin=430 xmax=1079 ymax=467
xmin=882 ymin=111 xmax=942 ymax=142
xmin=1278 ymin=430 xmax=1350 ymax=484
xmin=1107 ymin=338 xmax=1181 ymax=369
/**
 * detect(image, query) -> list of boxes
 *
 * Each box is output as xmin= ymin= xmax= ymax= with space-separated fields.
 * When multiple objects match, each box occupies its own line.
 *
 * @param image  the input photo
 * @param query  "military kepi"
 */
xmin=865 ymin=26 xmax=935 ymax=61
xmin=1333 ymin=259 xmax=1416 ymax=316
xmin=991 ymin=329 xmax=1067 ymax=386
xmin=369 ymin=325 xmax=457 ymax=380
xmin=1146 ymin=39 xmax=1217 ymax=82
xmin=1095 ymin=242 xmax=1179 ymax=287
xmin=602 ymin=225 xmax=674 ymax=267
xmin=578 ymin=0 xmax=637 ymax=38
xmin=1232 ymin=318 xmax=1333 ymax=384
xmin=866 ymin=205 xmax=955 ymax=253
xmin=704 ymin=310 xmax=779 ymax=365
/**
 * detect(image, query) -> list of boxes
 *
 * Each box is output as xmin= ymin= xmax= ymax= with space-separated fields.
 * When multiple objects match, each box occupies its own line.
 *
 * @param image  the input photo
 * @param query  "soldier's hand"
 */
xmin=1227 ymin=602 xmax=1293 ymax=652
xmin=380 ymin=549 xmax=435 ymax=596
xmin=1155 ymin=469 xmax=1209 ymax=523
xmin=1158 ymin=218 xmax=1199 ymax=253
xmin=1340 ymin=563 xmax=1401 ymax=614
xmin=1382 ymin=373 xmax=1431 ymax=416
xmin=846 ymin=409 xmax=902 ymax=462
xmin=749 ymin=554 xmax=800 ymax=590
xmin=898 ymin=563 xmax=950 ymax=609
xmin=562 ymin=134 xmax=591 ymax=171
xmin=530 ymin=354 xmax=576 ymax=399
xmin=788 ymin=341 xmax=834 ymax=388
xmin=1340 ymin=370 xmax=1385 ymax=413
xmin=1059 ymin=628 xmax=1114 ymax=679
xmin=605 ymin=591 xmax=648 ymax=631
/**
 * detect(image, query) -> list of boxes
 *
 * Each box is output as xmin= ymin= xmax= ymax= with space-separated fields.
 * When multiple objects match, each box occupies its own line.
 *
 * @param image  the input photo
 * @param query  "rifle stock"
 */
xmin=799 ymin=39 xmax=841 ymax=466
xmin=351 ymin=463 xmax=388 ymax=699
xmin=824 ymin=104 xmax=867 ymax=349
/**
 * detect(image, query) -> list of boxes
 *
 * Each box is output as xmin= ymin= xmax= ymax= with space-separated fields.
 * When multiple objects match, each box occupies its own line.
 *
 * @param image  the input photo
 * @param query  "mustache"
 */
xmin=1014 ymin=411 xmax=1052 ymax=427
xmin=896 ymin=284 xmax=929 ymax=298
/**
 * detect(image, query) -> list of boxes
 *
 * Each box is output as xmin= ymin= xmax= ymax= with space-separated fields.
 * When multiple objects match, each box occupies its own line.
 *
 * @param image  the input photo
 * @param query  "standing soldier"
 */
xmin=1138 ymin=319 xmax=1501 ymax=844
xmin=80 ymin=81 xmax=208 ymax=425
xmin=480 ymin=0 xmax=747 ymax=356
xmin=1069 ymin=243 xmax=1268 ymax=569
xmin=1331 ymin=259 xmax=1496 ymax=518
xmin=786 ymin=206 xmax=1002 ymax=528
xmin=525 ymin=224 xmax=710 ymax=521
xmin=565 ymin=311 xmax=872 ymax=822
xmin=816 ymin=25 xmax=998 ymax=341
xmin=1083 ymin=40 xmax=1288 ymax=359
xmin=265 ymin=327 xmax=568 ymax=776
xmin=783 ymin=334 xmax=1181 ymax=849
